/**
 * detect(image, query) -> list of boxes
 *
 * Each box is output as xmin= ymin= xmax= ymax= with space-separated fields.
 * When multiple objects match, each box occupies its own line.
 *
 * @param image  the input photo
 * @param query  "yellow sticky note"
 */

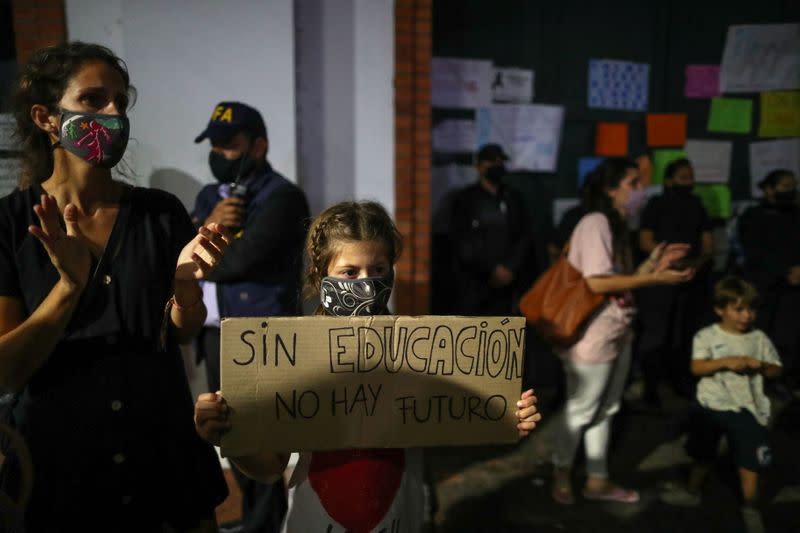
xmin=759 ymin=91 xmax=800 ymax=138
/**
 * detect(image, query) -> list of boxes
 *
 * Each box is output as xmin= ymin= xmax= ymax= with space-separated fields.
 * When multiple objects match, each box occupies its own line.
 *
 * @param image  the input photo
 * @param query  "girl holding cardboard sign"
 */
xmin=195 ymin=201 xmax=542 ymax=532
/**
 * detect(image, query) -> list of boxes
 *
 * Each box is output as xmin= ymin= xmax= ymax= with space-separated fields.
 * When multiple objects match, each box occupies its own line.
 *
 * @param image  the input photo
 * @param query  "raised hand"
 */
xmin=175 ymin=223 xmax=232 ymax=281
xmin=28 ymin=194 xmax=92 ymax=291
xmin=652 ymin=242 xmax=691 ymax=273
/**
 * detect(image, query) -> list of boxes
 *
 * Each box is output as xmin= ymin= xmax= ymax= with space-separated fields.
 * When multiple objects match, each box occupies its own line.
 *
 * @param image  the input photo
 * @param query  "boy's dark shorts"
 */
xmin=686 ymin=403 xmax=772 ymax=472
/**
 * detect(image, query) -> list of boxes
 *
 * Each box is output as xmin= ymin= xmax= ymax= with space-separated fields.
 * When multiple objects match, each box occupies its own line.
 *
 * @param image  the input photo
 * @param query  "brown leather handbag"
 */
xmin=518 ymin=246 xmax=606 ymax=346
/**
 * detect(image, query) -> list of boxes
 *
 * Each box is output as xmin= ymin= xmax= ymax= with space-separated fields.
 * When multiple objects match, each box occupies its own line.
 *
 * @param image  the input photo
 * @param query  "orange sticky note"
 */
xmin=646 ymin=113 xmax=687 ymax=147
xmin=595 ymin=122 xmax=629 ymax=156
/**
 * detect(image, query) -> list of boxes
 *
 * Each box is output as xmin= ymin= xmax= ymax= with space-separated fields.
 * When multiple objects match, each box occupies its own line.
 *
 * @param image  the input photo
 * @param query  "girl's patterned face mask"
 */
xmin=320 ymin=275 xmax=394 ymax=316
xmin=56 ymin=109 xmax=130 ymax=169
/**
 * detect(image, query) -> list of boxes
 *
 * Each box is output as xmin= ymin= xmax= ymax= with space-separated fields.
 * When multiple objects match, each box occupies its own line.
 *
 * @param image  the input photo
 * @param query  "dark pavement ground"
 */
xmin=427 ymin=384 xmax=800 ymax=533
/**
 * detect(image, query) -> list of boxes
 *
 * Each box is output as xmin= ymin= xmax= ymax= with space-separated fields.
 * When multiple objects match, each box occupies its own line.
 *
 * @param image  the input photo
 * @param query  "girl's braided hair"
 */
xmin=304 ymin=201 xmax=403 ymax=304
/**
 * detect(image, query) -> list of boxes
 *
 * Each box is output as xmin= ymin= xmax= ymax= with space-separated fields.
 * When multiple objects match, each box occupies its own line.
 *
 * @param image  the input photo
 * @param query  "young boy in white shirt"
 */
xmin=662 ymin=277 xmax=782 ymax=527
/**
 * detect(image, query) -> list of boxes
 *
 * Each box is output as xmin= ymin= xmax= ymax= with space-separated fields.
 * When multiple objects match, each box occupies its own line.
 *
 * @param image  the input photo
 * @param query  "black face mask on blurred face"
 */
xmin=485 ymin=164 xmax=506 ymax=184
xmin=209 ymin=151 xmax=256 ymax=184
xmin=670 ymin=184 xmax=693 ymax=196
xmin=774 ymin=189 xmax=797 ymax=207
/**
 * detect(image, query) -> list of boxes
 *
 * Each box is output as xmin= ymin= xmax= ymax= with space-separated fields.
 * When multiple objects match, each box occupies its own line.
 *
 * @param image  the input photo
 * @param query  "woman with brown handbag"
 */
xmin=550 ymin=158 xmax=694 ymax=505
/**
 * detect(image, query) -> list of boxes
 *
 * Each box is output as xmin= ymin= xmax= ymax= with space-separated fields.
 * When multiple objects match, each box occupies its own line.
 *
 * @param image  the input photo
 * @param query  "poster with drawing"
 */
xmin=491 ymin=67 xmax=534 ymax=103
xmin=720 ymin=24 xmax=800 ymax=93
xmin=588 ymin=59 xmax=650 ymax=111
xmin=475 ymin=104 xmax=564 ymax=172
xmin=432 ymin=57 xmax=493 ymax=109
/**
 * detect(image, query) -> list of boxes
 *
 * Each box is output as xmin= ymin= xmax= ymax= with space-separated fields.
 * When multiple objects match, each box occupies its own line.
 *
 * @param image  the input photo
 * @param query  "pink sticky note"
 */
xmin=685 ymin=65 xmax=720 ymax=99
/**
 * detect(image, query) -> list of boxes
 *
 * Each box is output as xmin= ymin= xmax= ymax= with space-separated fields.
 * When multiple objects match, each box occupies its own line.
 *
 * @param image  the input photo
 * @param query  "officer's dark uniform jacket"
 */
xmin=191 ymin=163 xmax=309 ymax=317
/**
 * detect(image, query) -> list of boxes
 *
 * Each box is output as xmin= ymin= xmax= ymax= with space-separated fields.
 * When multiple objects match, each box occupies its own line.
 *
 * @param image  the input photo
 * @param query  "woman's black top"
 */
xmin=0 ymin=183 xmax=227 ymax=529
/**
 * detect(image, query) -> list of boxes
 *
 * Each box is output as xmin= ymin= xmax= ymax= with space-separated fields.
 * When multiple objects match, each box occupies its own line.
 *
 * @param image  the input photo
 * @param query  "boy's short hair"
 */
xmin=713 ymin=276 xmax=759 ymax=309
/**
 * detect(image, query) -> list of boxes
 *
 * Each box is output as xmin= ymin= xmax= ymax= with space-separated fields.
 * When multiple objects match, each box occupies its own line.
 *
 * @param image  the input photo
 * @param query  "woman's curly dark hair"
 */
xmin=11 ymin=41 xmax=135 ymax=187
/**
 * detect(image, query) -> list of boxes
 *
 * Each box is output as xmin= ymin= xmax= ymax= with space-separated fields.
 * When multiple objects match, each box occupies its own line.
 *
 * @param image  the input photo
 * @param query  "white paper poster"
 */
xmin=720 ymin=24 xmax=800 ymax=93
xmin=475 ymin=104 xmax=564 ymax=172
xmin=491 ymin=68 xmax=534 ymax=103
xmin=0 ymin=114 xmax=17 ymax=151
xmin=588 ymin=59 xmax=650 ymax=111
xmin=432 ymin=120 xmax=476 ymax=153
xmin=748 ymin=138 xmax=800 ymax=197
xmin=432 ymin=57 xmax=493 ymax=109
xmin=685 ymin=139 xmax=733 ymax=184
xmin=0 ymin=159 xmax=21 ymax=198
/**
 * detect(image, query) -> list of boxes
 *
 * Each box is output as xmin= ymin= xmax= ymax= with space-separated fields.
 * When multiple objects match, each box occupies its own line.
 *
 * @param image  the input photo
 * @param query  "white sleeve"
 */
xmin=692 ymin=329 xmax=713 ymax=360
xmin=758 ymin=331 xmax=782 ymax=366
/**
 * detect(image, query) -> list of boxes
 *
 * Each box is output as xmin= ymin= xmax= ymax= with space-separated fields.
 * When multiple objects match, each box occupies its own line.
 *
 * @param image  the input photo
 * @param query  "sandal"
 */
xmin=582 ymin=486 xmax=640 ymax=503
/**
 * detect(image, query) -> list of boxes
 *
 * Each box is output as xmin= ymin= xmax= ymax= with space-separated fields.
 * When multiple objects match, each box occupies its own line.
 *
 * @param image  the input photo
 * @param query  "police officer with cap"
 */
xmin=449 ymin=143 xmax=532 ymax=315
xmin=192 ymin=102 xmax=309 ymax=532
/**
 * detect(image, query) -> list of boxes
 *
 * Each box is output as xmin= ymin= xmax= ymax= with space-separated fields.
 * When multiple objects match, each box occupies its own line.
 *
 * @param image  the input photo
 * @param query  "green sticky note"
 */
xmin=694 ymin=184 xmax=731 ymax=218
xmin=652 ymin=149 xmax=687 ymax=184
xmin=707 ymin=97 xmax=752 ymax=134
xmin=759 ymin=91 xmax=800 ymax=138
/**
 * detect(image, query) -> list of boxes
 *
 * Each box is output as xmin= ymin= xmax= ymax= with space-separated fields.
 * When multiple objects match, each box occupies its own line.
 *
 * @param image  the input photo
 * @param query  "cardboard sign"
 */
xmin=220 ymin=316 xmax=526 ymax=456
xmin=646 ymin=113 xmax=687 ymax=147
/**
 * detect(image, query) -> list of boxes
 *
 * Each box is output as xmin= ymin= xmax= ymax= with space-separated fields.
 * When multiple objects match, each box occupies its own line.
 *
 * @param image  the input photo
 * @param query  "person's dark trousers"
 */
xmin=197 ymin=327 xmax=288 ymax=532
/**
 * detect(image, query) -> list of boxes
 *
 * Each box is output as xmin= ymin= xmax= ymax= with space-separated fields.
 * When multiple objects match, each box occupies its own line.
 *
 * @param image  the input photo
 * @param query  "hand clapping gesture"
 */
xmin=647 ymin=242 xmax=695 ymax=284
xmin=28 ymin=194 xmax=92 ymax=291
xmin=175 ymin=223 xmax=233 ymax=281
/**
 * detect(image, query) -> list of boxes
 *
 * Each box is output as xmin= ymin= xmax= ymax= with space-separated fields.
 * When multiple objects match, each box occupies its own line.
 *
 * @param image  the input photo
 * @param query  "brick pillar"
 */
xmin=394 ymin=0 xmax=431 ymax=315
xmin=11 ymin=0 xmax=67 ymax=65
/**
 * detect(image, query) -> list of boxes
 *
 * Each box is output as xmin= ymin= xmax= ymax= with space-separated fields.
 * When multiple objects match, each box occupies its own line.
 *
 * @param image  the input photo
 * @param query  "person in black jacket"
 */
xmin=449 ymin=144 xmax=532 ymax=315
xmin=636 ymin=158 xmax=714 ymax=404
xmin=739 ymin=169 xmax=800 ymax=385
xmin=191 ymin=101 xmax=309 ymax=533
